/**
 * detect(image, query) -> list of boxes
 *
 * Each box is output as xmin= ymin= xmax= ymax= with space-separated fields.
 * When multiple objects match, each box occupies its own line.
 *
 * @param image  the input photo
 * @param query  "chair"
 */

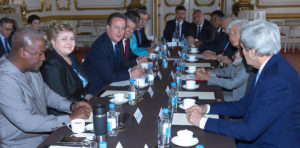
xmin=76 ymin=20 xmax=95 ymax=47
xmin=291 ymin=25 xmax=300 ymax=52
xmin=279 ymin=26 xmax=291 ymax=53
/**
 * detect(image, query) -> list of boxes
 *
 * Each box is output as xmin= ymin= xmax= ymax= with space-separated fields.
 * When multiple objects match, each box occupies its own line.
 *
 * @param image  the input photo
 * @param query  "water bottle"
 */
xmin=175 ymin=66 xmax=182 ymax=90
xmin=179 ymin=54 xmax=185 ymax=72
xmin=172 ymin=32 xmax=177 ymax=42
xmin=147 ymin=64 xmax=155 ymax=85
xmin=158 ymin=51 xmax=162 ymax=60
xmin=168 ymin=82 xmax=178 ymax=112
xmin=162 ymin=51 xmax=168 ymax=69
xmin=128 ymin=79 xmax=136 ymax=105
xmin=158 ymin=108 xmax=171 ymax=148
xmin=107 ymin=103 xmax=118 ymax=136
xmin=99 ymin=141 xmax=107 ymax=148
xmin=196 ymin=145 xmax=204 ymax=148
xmin=180 ymin=34 xmax=185 ymax=42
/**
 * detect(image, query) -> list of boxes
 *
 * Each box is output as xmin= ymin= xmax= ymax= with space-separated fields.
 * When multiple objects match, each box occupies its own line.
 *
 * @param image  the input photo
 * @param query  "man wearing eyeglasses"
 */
xmin=0 ymin=17 xmax=14 ymax=57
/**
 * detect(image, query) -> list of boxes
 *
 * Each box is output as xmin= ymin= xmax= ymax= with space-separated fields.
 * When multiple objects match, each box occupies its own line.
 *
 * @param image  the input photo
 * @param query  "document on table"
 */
xmin=99 ymin=90 xmax=128 ymax=98
xmin=49 ymin=146 xmax=78 ymax=148
xmin=110 ymin=80 xmax=130 ymax=86
xmin=178 ymin=91 xmax=215 ymax=100
xmin=172 ymin=113 xmax=219 ymax=126
xmin=186 ymin=54 xmax=205 ymax=59
xmin=184 ymin=62 xmax=211 ymax=67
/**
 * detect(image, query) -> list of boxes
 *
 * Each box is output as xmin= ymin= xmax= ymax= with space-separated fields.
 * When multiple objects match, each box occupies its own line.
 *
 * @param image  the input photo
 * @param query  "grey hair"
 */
xmin=240 ymin=20 xmax=281 ymax=55
xmin=227 ymin=19 xmax=249 ymax=33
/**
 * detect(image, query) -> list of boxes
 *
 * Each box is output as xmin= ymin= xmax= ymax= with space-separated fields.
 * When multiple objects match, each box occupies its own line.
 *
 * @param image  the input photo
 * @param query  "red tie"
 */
xmin=177 ymin=22 xmax=180 ymax=36
xmin=125 ymin=39 xmax=129 ymax=61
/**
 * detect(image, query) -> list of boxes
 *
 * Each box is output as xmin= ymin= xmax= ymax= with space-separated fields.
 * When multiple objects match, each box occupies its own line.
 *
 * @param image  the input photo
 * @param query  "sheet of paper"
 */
xmin=172 ymin=113 xmax=219 ymax=126
xmin=184 ymin=63 xmax=211 ymax=67
xmin=171 ymin=71 xmax=175 ymax=80
xmin=158 ymin=107 xmax=163 ymax=119
xmin=181 ymin=74 xmax=197 ymax=80
xmin=144 ymin=144 xmax=149 ymax=148
xmin=109 ymin=80 xmax=130 ymax=86
xmin=49 ymin=146 xmax=78 ymax=148
xmin=134 ymin=108 xmax=143 ymax=124
xmin=178 ymin=91 xmax=215 ymax=100
xmin=99 ymin=90 xmax=128 ymax=98
xmin=186 ymin=54 xmax=205 ymax=59
xmin=167 ymin=42 xmax=177 ymax=47
xmin=148 ymin=87 xmax=154 ymax=98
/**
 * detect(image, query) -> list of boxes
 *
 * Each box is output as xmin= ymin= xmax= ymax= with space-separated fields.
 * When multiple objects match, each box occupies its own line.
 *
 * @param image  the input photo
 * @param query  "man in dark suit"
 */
xmin=187 ymin=20 xmax=300 ymax=147
xmin=121 ymin=13 xmax=147 ymax=68
xmin=83 ymin=13 xmax=144 ymax=95
xmin=163 ymin=5 xmax=190 ymax=42
xmin=0 ymin=17 xmax=13 ymax=57
xmin=134 ymin=8 xmax=157 ymax=50
xmin=187 ymin=10 xmax=216 ymax=45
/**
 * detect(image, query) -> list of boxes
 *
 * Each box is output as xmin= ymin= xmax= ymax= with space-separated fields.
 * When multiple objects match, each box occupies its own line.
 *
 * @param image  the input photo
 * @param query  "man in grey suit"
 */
xmin=0 ymin=27 xmax=91 ymax=148
xmin=195 ymin=20 xmax=250 ymax=102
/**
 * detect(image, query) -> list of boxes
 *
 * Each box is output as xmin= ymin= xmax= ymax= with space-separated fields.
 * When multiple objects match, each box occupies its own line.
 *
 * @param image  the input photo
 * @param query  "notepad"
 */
xmin=99 ymin=90 xmax=128 ymax=98
xmin=172 ymin=113 xmax=219 ymax=126
xmin=184 ymin=63 xmax=211 ymax=67
xmin=110 ymin=80 xmax=130 ymax=86
xmin=178 ymin=91 xmax=215 ymax=100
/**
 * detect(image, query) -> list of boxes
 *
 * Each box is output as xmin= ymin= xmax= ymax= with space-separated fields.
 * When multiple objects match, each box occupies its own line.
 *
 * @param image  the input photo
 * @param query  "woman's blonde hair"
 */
xmin=47 ymin=21 xmax=74 ymax=42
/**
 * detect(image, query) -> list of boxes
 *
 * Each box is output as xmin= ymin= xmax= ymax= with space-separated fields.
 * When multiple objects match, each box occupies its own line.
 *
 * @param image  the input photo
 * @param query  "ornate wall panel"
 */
xmin=194 ymin=0 xmax=215 ymax=6
xmin=256 ymin=0 xmax=300 ymax=8
xmin=56 ymin=0 xmax=70 ymax=10
xmin=44 ymin=0 xmax=52 ymax=11
xmin=23 ymin=0 xmax=43 ymax=13
xmin=164 ymin=0 xmax=184 ymax=7
xmin=74 ymin=0 xmax=127 ymax=10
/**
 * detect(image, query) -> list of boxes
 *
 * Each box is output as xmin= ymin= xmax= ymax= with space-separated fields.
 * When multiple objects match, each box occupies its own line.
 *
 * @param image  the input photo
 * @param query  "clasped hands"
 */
xmin=195 ymin=68 xmax=211 ymax=81
xmin=186 ymin=105 xmax=208 ymax=127
xmin=70 ymin=101 xmax=92 ymax=120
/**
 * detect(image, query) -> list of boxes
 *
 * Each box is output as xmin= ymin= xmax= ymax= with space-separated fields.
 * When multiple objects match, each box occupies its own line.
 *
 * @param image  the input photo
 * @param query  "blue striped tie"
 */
xmin=4 ymin=38 xmax=10 ymax=54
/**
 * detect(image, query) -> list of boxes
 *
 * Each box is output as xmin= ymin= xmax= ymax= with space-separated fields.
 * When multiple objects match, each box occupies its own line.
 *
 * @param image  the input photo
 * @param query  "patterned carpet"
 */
xmin=282 ymin=51 xmax=300 ymax=75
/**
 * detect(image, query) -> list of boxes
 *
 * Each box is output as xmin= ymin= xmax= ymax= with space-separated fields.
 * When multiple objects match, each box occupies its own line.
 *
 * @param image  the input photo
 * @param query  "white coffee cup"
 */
xmin=69 ymin=119 xmax=85 ymax=133
xmin=188 ymin=66 xmax=196 ymax=73
xmin=177 ymin=129 xmax=193 ymax=144
xmin=188 ymin=55 xmax=196 ymax=61
xmin=191 ymin=48 xmax=198 ymax=53
xmin=136 ymin=78 xmax=145 ymax=87
xmin=149 ymin=53 xmax=156 ymax=59
xmin=183 ymin=99 xmax=196 ymax=109
xmin=155 ymin=46 xmax=160 ymax=52
xmin=141 ymin=63 xmax=148 ymax=69
xmin=186 ymin=80 xmax=196 ymax=89
xmin=114 ymin=93 xmax=125 ymax=102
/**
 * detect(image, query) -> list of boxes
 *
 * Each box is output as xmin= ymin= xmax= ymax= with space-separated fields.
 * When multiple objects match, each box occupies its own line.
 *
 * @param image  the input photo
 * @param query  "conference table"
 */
xmin=38 ymin=47 xmax=236 ymax=148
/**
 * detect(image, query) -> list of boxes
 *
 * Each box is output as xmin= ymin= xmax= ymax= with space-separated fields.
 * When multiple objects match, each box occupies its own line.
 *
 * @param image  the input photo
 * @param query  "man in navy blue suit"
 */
xmin=187 ymin=20 xmax=300 ymax=147
xmin=83 ymin=13 xmax=144 ymax=95
xmin=0 ymin=17 xmax=13 ymax=57
xmin=163 ymin=5 xmax=190 ymax=42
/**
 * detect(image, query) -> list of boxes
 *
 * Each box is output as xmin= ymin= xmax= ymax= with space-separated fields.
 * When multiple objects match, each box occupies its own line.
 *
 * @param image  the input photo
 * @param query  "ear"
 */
xmin=106 ymin=25 xmax=110 ymax=32
xmin=249 ymin=48 xmax=257 ymax=58
xmin=18 ymin=47 xmax=27 ymax=57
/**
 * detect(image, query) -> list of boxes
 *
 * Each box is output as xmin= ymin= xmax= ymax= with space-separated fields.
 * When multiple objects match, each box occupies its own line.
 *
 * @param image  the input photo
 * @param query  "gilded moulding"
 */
xmin=194 ymin=0 xmax=215 ymax=6
xmin=40 ymin=15 xmax=109 ymax=22
xmin=164 ymin=0 xmax=185 ymax=7
xmin=44 ymin=0 xmax=52 ymax=11
xmin=164 ymin=12 xmax=174 ymax=27
xmin=0 ymin=7 xmax=16 ymax=13
xmin=267 ymin=13 xmax=300 ymax=19
xmin=56 ymin=0 xmax=70 ymax=11
xmin=23 ymin=0 xmax=44 ymax=13
xmin=74 ymin=0 xmax=127 ymax=10
xmin=256 ymin=0 xmax=300 ymax=8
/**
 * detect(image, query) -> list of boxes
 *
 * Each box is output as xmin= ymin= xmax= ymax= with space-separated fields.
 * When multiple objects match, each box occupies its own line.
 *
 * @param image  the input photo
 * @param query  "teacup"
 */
xmin=188 ymin=55 xmax=196 ymax=61
xmin=186 ymin=80 xmax=196 ymax=89
xmin=177 ymin=129 xmax=194 ymax=144
xmin=188 ymin=66 xmax=196 ymax=73
xmin=68 ymin=119 xmax=85 ymax=133
xmin=191 ymin=48 xmax=198 ymax=53
xmin=149 ymin=53 xmax=156 ymax=59
xmin=136 ymin=78 xmax=146 ymax=87
xmin=114 ymin=93 xmax=125 ymax=102
xmin=155 ymin=46 xmax=160 ymax=52
xmin=183 ymin=99 xmax=196 ymax=109
xmin=141 ymin=63 xmax=148 ymax=69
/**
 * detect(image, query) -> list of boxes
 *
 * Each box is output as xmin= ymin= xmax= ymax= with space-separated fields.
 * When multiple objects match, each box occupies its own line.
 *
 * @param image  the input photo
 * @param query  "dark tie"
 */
xmin=197 ymin=26 xmax=202 ymax=40
xmin=4 ymin=38 xmax=10 ymax=54
xmin=114 ymin=43 xmax=119 ymax=65
xmin=125 ymin=39 xmax=129 ymax=61
xmin=176 ymin=22 xmax=180 ymax=36
xmin=137 ymin=29 xmax=142 ymax=45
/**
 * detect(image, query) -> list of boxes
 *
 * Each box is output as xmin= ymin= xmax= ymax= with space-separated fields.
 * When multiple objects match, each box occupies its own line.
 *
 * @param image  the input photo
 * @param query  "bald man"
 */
xmin=0 ymin=27 xmax=91 ymax=148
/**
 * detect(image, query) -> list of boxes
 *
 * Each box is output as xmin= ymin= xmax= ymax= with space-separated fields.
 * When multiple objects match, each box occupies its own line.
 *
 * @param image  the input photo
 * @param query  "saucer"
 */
xmin=109 ymin=98 xmax=128 ymax=105
xmin=171 ymin=136 xmax=199 ymax=147
xmin=186 ymin=59 xmax=197 ymax=62
xmin=182 ymin=84 xmax=199 ymax=90
xmin=189 ymin=50 xmax=199 ymax=54
xmin=185 ymin=70 xmax=196 ymax=74
xmin=179 ymin=104 xmax=187 ymax=110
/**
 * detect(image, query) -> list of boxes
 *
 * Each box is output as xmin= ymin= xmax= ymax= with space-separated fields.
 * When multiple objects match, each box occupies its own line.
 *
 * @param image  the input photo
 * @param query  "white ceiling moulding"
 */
xmin=74 ymin=0 xmax=127 ymax=10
